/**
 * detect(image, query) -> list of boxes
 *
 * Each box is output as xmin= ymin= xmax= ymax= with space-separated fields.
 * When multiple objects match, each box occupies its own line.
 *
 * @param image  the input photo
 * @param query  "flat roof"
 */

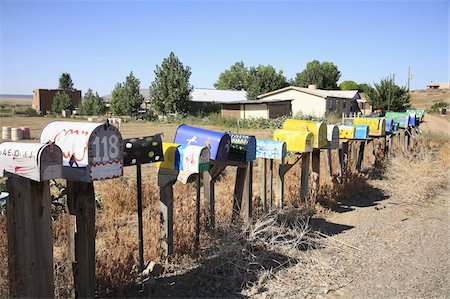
xmin=221 ymin=99 xmax=293 ymax=105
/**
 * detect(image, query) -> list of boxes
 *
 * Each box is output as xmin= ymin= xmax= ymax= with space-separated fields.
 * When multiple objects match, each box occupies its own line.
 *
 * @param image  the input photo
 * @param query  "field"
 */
xmin=0 ymin=95 xmax=449 ymax=297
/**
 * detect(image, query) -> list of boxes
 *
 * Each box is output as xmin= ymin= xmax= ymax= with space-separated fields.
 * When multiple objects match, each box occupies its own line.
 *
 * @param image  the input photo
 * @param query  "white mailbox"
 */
xmin=40 ymin=121 xmax=123 ymax=182
xmin=0 ymin=142 xmax=62 ymax=182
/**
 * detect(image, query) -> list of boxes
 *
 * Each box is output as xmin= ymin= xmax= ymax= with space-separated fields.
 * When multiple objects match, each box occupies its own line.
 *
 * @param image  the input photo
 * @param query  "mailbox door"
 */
xmin=174 ymin=125 xmax=230 ymax=161
xmin=339 ymin=126 xmax=355 ymax=139
xmin=354 ymin=125 xmax=369 ymax=139
xmin=229 ymin=134 xmax=256 ymax=162
xmin=178 ymin=145 xmax=210 ymax=172
xmin=386 ymin=118 xmax=393 ymax=133
xmin=408 ymin=113 xmax=416 ymax=127
xmin=256 ymin=140 xmax=286 ymax=160
xmin=123 ymin=134 xmax=164 ymax=166
xmin=39 ymin=144 xmax=63 ymax=181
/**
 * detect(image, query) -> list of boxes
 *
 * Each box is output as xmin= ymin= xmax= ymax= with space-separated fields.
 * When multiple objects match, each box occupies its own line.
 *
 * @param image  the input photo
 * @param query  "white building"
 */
xmin=257 ymin=85 xmax=361 ymax=117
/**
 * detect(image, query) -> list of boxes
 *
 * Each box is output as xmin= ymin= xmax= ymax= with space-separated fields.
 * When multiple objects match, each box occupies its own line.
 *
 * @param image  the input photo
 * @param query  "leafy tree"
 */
xmin=339 ymin=80 xmax=359 ymax=90
xmin=294 ymin=60 xmax=341 ymax=90
xmin=78 ymin=89 xmax=106 ymax=116
xmin=52 ymin=92 xmax=73 ymax=114
xmin=246 ymin=65 xmax=288 ymax=100
xmin=367 ymin=77 xmax=411 ymax=111
xmin=110 ymin=72 xmax=144 ymax=116
xmin=58 ymin=72 xmax=74 ymax=90
xmin=214 ymin=61 xmax=249 ymax=90
xmin=150 ymin=52 xmax=193 ymax=115
xmin=357 ymin=83 xmax=375 ymax=94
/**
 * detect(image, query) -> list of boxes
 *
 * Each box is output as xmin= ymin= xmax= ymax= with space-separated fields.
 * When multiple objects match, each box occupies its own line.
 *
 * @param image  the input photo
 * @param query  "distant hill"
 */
xmin=410 ymin=89 xmax=450 ymax=110
xmin=0 ymin=94 xmax=32 ymax=99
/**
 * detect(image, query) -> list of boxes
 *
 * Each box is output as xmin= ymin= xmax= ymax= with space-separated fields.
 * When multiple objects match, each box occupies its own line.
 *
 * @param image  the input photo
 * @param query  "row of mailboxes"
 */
xmin=352 ymin=118 xmax=386 ymax=137
xmin=282 ymin=119 xmax=328 ymax=149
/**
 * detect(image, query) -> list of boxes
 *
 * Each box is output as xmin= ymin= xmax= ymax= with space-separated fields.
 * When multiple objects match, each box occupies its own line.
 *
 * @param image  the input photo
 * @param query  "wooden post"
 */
xmin=356 ymin=141 xmax=366 ymax=171
xmin=312 ymin=149 xmax=320 ymax=183
xmin=195 ymin=174 xmax=201 ymax=249
xmin=406 ymin=127 xmax=411 ymax=151
xmin=66 ymin=181 xmax=96 ymax=298
xmin=326 ymin=146 xmax=333 ymax=177
xmin=339 ymin=141 xmax=349 ymax=177
xmin=231 ymin=165 xmax=246 ymax=223
xmin=6 ymin=176 xmax=54 ymax=298
xmin=269 ymin=159 xmax=274 ymax=208
xmin=275 ymin=159 xmax=285 ymax=208
xmin=300 ymin=152 xmax=310 ymax=202
xmin=242 ymin=161 xmax=253 ymax=221
xmin=159 ymin=183 xmax=174 ymax=258
xmin=202 ymin=171 xmax=215 ymax=230
xmin=258 ymin=158 xmax=267 ymax=211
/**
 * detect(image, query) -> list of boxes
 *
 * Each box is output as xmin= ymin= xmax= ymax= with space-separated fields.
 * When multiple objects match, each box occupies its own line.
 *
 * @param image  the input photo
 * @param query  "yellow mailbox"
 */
xmin=273 ymin=129 xmax=313 ymax=153
xmin=353 ymin=117 xmax=386 ymax=136
xmin=339 ymin=125 xmax=356 ymax=139
xmin=282 ymin=119 xmax=328 ymax=149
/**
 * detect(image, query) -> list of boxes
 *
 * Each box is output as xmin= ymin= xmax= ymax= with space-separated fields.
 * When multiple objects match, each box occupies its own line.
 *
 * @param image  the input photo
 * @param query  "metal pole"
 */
xmin=136 ymin=164 xmax=144 ymax=274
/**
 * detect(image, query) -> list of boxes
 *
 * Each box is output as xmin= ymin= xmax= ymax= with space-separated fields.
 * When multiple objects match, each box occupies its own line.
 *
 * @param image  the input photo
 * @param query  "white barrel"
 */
xmin=2 ymin=126 xmax=11 ymax=140
xmin=11 ymin=128 xmax=23 ymax=141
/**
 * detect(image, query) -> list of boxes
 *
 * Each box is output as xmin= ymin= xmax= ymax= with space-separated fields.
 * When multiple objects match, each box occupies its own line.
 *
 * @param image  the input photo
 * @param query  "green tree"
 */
xmin=246 ymin=65 xmax=288 ymax=100
xmin=58 ymin=73 xmax=74 ymax=90
xmin=357 ymin=83 xmax=374 ymax=94
xmin=339 ymin=80 xmax=359 ymax=90
xmin=110 ymin=72 xmax=144 ymax=116
xmin=367 ymin=77 xmax=411 ymax=111
xmin=150 ymin=52 xmax=193 ymax=115
xmin=52 ymin=92 xmax=73 ymax=114
xmin=294 ymin=60 xmax=341 ymax=89
xmin=79 ymin=89 xmax=106 ymax=116
xmin=214 ymin=61 xmax=249 ymax=90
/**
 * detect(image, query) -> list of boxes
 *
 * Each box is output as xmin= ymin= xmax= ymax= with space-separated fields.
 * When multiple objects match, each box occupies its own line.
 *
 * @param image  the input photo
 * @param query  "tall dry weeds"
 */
xmin=0 ymin=217 xmax=8 ymax=298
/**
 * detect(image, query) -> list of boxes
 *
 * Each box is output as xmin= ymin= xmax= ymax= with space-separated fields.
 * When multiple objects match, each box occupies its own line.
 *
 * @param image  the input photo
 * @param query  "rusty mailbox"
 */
xmin=0 ymin=142 xmax=62 ymax=182
xmin=40 ymin=121 xmax=123 ymax=182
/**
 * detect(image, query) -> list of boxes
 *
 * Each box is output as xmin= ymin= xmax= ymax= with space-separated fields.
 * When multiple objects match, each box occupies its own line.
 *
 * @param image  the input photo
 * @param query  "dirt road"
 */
xmin=420 ymin=114 xmax=450 ymax=136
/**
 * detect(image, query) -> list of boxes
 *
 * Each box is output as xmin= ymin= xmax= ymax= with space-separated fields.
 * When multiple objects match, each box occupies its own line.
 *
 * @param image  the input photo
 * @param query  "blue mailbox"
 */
xmin=174 ymin=125 xmax=231 ymax=161
xmin=256 ymin=140 xmax=287 ymax=160
xmin=354 ymin=125 xmax=369 ymax=139
xmin=228 ymin=134 xmax=256 ymax=162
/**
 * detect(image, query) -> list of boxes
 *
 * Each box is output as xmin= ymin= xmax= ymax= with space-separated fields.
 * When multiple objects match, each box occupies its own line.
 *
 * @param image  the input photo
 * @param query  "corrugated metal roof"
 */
xmin=102 ymin=88 xmax=248 ymax=103
xmin=258 ymin=86 xmax=360 ymax=100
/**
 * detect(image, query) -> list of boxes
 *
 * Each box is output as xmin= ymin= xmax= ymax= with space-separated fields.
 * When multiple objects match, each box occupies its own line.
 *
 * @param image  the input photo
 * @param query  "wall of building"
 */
xmin=326 ymin=97 xmax=352 ymax=116
xmin=259 ymin=90 xmax=326 ymax=117
xmin=221 ymin=104 xmax=241 ymax=119
xmin=33 ymin=89 xmax=82 ymax=114
xmin=268 ymin=102 xmax=291 ymax=118
xmin=241 ymin=104 xmax=268 ymax=119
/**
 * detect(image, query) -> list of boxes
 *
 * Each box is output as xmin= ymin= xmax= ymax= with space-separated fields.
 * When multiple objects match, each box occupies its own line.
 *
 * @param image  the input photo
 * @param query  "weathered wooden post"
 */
xmin=256 ymin=140 xmax=286 ymax=210
xmin=337 ymin=125 xmax=355 ymax=177
xmin=122 ymin=135 xmax=164 ymax=274
xmin=41 ymin=121 xmax=124 ymax=298
xmin=326 ymin=125 xmax=340 ymax=177
xmin=0 ymin=142 xmax=63 ymax=298
xmin=157 ymin=142 xmax=210 ymax=258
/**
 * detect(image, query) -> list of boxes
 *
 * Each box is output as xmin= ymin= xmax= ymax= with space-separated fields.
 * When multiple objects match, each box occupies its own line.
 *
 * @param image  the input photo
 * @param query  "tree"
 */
xmin=110 ymin=72 xmax=144 ymax=116
xmin=246 ymin=65 xmax=288 ymax=100
xmin=367 ymin=77 xmax=410 ymax=111
xmin=214 ymin=61 xmax=249 ymax=90
xmin=150 ymin=52 xmax=193 ymax=115
xmin=52 ymin=92 xmax=73 ymax=114
xmin=357 ymin=83 xmax=374 ymax=94
xmin=58 ymin=73 xmax=74 ymax=90
xmin=339 ymin=80 xmax=359 ymax=90
xmin=293 ymin=60 xmax=341 ymax=90
xmin=78 ymin=89 xmax=106 ymax=116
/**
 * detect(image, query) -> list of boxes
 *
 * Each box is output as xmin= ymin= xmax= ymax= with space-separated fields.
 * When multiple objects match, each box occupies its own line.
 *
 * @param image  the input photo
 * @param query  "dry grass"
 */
xmin=0 ymin=217 xmax=8 ymax=298
xmin=409 ymin=89 xmax=450 ymax=111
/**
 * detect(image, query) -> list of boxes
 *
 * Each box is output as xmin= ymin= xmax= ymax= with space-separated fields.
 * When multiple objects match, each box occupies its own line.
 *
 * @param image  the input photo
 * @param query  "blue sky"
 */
xmin=0 ymin=0 xmax=448 ymax=95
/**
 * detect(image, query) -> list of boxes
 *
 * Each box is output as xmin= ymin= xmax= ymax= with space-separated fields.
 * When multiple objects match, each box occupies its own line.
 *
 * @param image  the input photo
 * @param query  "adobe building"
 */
xmin=221 ymin=99 xmax=292 ymax=119
xmin=32 ymin=88 xmax=82 ymax=114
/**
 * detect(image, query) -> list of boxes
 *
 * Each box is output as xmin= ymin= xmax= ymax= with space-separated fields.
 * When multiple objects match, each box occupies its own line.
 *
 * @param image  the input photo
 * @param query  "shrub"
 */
xmin=430 ymin=101 xmax=448 ymax=112
xmin=24 ymin=107 xmax=37 ymax=116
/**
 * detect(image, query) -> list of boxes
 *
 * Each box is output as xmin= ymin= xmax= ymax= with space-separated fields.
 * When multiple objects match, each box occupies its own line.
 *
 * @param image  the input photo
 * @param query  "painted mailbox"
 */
xmin=385 ymin=118 xmax=398 ymax=134
xmin=408 ymin=113 xmax=417 ymax=127
xmin=228 ymin=134 xmax=256 ymax=163
xmin=353 ymin=125 xmax=369 ymax=139
xmin=327 ymin=125 xmax=340 ymax=149
xmin=174 ymin=125 xmax=230 ymax=161
xmin=353 ymin=118 xmax=386 ymax=136
xmin=0 ymin=142 xmax=62 ymax=182
xmin=282 ymin=119 xmax=328 ymax=149
xmin=156 ymin=142 xmax=210 ymax=173
xmin=385 ymin=112 xmax=409 ymax=129
xmin=40 ymin=121 xmax=123 ymax=182
xmin=407 ymin=109 xmax=425 ymax=122
xmin=256 ymin=140 xmax=287 ymax=160
xmin=339 ymin=125 xmax=356 ymax=139
xmin=273 ymin=129 xmax=313 ymax=153
xmin=123 ymin=134 xmax=164 ymax=166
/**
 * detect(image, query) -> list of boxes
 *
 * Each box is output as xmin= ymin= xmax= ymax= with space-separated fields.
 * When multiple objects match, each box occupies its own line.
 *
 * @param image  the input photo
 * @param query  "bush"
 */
xmin=430 ymin=101 xmax=448 ymax=112
xmin=24 ymin=107 xmax=37 ymax=116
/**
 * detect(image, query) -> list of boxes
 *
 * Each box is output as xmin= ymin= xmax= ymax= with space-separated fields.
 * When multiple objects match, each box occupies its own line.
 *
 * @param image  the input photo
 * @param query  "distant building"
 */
xmin=257 ymin=85 xmax=361 ymax=117
xmin=221 ymin=99 xmax=292 ymax=120
xmin=32 ymin=88 xmax=82 ymax=114
xmin=427 ymin=82 xmax=450 ymax=90
xmin=102 ymin=88 xmax=248 ymax=114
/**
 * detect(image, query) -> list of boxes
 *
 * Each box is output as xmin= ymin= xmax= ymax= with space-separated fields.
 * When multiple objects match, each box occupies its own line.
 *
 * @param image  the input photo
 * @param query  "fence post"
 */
xmin=300 ymin=152 xmax=310 ymax=202
xmin=312 ymin=149 xmax=320 ymax=184
xmin=356 ymin=141 xmax=366 ymax=171
xmin=258 ymin=158 xmax=267 ymax=211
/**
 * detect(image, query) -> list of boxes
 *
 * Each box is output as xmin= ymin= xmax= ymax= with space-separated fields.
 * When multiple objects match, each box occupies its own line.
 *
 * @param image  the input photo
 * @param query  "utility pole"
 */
xmin=407 ymin=66 xmax=411 ymax=91
xmin=387 ymin=74 xmax=392 ymax=112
